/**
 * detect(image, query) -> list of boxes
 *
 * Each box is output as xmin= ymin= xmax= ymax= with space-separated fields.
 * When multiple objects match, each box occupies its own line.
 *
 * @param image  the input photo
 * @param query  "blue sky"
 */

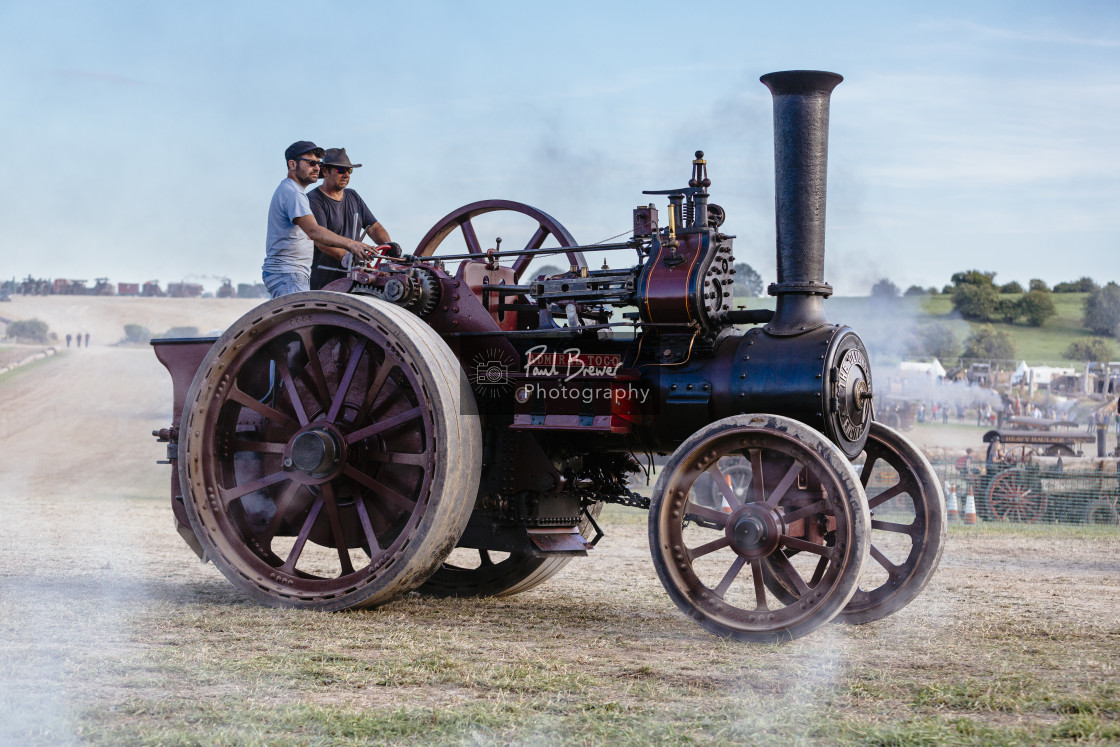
xmin=1 ymin=0 xmax=1117 ymax=294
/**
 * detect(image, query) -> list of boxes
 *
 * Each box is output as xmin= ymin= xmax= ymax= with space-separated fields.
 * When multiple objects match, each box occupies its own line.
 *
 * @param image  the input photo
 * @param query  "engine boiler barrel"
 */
xmin=760 ymin=70 xmax=843 ymax=336
xmin=648 ymin=324 xmax=872 ymax=459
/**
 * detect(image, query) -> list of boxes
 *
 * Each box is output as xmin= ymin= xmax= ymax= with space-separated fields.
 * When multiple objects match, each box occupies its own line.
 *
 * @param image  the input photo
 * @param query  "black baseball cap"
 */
xmin=284 ymin=141 xmax=325 ymax=161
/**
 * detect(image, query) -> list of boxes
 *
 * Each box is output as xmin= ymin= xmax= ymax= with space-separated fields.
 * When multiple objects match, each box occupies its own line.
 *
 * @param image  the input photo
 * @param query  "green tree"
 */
xmin=952 ymin=283 xmax=1000 ymax=321
xmin=733 ymin=263 xmax=764 ymax=297
xmin=950 ymin=270 xmax=997 ymax=287
xmin=903 ymin=285 xmax=928 ymax=297
xmin=908 ymin=323 xmax=960 ymax=361
xmin=999 ymin=281 xmax=1023 ymax=294
xmin=870 ymin=278 xmax=899 ymax=299
xmin=963 ymin=325 xmax=1016 ymax=360
xmin=1054 ymin=276 xmax=1098 ymax=293
xmin=1028 ymin=278 xmax=1049 ymax=292
xmin=6 ymin=319 xmax=50 ymax=343
xmin=1083 ymin=282 xmax=1120 ymax=336
xmin=995 ymin=298 xmax=1019 ymax=323
xmin=1016 ymin=289 xmax=1056 ymax=327
xmin=1065 ymin=338 xmax=1115 ymax=363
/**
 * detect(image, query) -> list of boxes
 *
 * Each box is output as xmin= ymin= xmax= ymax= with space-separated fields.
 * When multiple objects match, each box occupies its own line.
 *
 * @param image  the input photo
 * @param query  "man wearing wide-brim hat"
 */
xmin=262 ymin=141 xmax=377 ymax=298
xmin=307 ymin=147 xmax=400 ymax=291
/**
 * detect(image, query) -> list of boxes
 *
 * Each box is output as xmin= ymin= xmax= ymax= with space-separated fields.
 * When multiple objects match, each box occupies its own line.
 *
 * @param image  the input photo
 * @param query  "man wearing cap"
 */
xmin=307 ymin=147 xmax=400 ymax=290
xmin=263 ymin=141 xmax=375 ymax=298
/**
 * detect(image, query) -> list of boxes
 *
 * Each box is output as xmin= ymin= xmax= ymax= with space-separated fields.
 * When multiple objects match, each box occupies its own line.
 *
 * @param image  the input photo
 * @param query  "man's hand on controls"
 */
xmin=343 ymin=241 xmax=403 ymax=266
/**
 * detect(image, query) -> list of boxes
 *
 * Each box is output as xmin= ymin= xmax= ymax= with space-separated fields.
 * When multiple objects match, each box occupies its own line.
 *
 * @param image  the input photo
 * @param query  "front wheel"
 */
xmin=649 ymin=414 xmax=870 ymax=643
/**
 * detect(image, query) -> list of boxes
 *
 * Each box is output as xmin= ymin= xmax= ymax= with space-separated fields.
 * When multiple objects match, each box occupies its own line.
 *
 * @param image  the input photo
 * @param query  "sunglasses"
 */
xmin=329 ymin=166 xmax=353 ymax=175
xmin=296 ymin=157 xmax=321 ymax=167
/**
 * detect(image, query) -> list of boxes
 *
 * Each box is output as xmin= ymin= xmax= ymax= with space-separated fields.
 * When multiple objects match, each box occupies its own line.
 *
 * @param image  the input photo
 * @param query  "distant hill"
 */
xmin=730 ymin=292 xmax=1105 ymax=367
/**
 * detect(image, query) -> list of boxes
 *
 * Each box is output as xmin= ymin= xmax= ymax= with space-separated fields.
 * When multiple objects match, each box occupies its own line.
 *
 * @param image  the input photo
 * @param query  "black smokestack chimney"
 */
xmin=760 ymin=70 xmax=843 ymax=336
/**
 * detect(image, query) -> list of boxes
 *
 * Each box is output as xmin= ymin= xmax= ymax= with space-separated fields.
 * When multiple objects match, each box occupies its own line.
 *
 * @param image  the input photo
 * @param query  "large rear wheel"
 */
xmin=178 ymin=291 xmax=481 ymax=610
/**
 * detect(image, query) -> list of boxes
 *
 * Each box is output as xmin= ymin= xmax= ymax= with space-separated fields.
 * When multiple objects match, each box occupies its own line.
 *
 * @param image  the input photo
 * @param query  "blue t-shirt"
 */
xmin=263 ymin=178 xmax=314 ymax=277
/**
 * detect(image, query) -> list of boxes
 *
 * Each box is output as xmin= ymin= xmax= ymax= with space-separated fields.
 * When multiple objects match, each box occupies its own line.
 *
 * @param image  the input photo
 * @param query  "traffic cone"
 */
xmin=720 ymin=475 xmax=733 ymax=512
xmin=963 ymin=486 xmax=978 ymax=525
xmin=946 ymin=485 xmax=959 ymax=523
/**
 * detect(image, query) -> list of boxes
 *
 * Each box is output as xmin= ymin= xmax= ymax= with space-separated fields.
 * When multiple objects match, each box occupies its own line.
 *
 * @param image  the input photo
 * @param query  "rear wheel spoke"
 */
xmin=321 ymin=484 xmax=355 ymax=575
xmin=326 ymin=338 xmax=367 ymax=423
xmin=281 ymin=496 xmax=324 ymax=573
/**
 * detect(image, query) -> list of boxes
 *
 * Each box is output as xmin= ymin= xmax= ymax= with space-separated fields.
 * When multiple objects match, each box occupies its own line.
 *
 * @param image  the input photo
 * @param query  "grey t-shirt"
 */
xmin=263 ymin=178 xmax=314 ymax=277
xmin=307 ymin=187 xmax=377 ymax=290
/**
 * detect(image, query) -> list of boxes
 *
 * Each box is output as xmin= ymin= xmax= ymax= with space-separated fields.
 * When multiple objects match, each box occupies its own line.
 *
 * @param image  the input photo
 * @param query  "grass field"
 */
xmin=919 ymin=292 xmax=1105 ymax=365
xmin=50 ymin=508 xmax=1118 ymax=746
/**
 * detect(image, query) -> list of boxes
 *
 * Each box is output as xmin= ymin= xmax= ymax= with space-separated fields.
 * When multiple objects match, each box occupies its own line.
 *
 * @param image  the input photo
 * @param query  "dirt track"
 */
xmin=1 ymin=297 xmax=1118 ymax=744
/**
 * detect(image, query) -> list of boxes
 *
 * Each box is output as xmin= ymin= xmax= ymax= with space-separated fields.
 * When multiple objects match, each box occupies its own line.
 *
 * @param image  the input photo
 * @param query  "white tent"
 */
xmin=900 ymin=359 xmax=947 ymax=379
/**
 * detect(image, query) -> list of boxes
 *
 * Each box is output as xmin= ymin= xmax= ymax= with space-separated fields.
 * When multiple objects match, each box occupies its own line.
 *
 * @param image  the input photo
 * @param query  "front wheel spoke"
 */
xmin=684 ymin=501 xmax=730 ymax=527
xmin=706 ymin=465 xmax=742 ymax=510
xmin=870 ymin=518 xmax=915 ymax=535
xmin=280 ymin=496 xmax=324 ymax=573
xmin=780 ymin=499 xmax=827 ymax=525
xmin=859 ymin=453 xmax=878 ymax=486
xmin=807 ymin=555 xmax=829 ymax=587
xmin=769 ymin=552 xmax=810 ymax=598
xmin=687 ymin=536 xmax=730 ymax=561
xmin=750 ymin=560 xmax=769 ymax=609
xmin=320 ymin=484 xmax=355 ymax=575
xmin=750 ymin=449 xmax=766 ymax=503
xmin=765 ymin=462 xmax=803 ymax=507
xmin=346 ymin=407 xmax=422 ymax=445
xmin=713 ymin=555 xmax=747 ymax=599
xmin=229 ymin=387 xmax=293 ymax=427
xmin=780 ymin=535 xmax=834 ymax=559
xmin=220 ymin=470 xmax=289 ymax=506
xmin=867 ymin=480 xmax=908 ymax=510
xmin=343 ymin=465 xmax=417 ymax=514
xmin=327 ymin=338 xmax=367 ymax=423
xmin=478 ymin=549 xmax=495 ymax=567
xmin=869 ymin=544 xmax=901 ymax=574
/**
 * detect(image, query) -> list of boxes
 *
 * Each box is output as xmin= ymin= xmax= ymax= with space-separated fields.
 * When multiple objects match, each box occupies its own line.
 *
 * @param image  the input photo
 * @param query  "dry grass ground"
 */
xmin=1 ymin=298 xmax=1118 ymax=746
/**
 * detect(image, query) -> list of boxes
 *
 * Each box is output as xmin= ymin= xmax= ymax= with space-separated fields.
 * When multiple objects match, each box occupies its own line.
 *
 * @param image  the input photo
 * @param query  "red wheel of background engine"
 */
xmin=987 ymin=468 xmax=1047 ymax=523
xmin=414 ymin=200 xmax=586 ymax=283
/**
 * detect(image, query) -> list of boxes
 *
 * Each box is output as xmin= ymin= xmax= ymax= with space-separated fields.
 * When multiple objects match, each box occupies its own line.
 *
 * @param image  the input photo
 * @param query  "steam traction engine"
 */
xmin=153 ymin=71 xmax=945 ymax=642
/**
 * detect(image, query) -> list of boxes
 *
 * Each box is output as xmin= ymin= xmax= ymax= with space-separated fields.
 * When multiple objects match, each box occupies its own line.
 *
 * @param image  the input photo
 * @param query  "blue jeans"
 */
xmin=262 ymin=271 xmax=309 ymax=299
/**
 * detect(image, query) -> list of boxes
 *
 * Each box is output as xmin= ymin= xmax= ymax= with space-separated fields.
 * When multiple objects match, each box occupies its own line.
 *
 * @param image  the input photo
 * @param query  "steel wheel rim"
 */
xmin=840 ymin=421 xmax=945 ymax=622
xmin=184 ymin=307 xmax=437 ymax=598
xmin=653 ymin=422 xmax=865 ymax=638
